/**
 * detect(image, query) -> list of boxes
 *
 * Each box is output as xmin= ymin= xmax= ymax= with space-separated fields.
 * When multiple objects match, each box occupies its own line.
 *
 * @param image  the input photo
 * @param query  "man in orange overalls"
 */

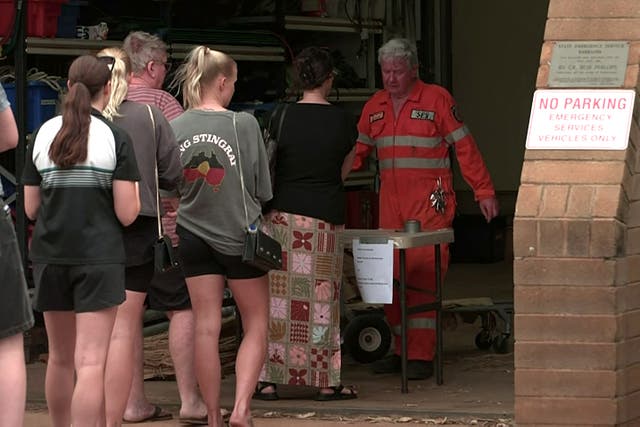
xmin=353 ymin=38 xmax=499 ymax=380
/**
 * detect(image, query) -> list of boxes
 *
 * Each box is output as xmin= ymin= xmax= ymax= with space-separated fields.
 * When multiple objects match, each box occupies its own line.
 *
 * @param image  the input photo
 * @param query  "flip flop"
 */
xmin=314 ymin=385 xmax=358 ymax=401
xmin=123 ymin=405 xmax=172 ymax=423
xmin=252 ymin=381 xmax=279 ymax=401
xmin=178 ymin=415 xmax=208 ymax=425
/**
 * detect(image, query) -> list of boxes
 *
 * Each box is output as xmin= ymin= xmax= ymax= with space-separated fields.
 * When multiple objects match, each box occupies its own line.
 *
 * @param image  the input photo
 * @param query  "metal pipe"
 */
xmin=14 ymin=0 xmax=27 ymax=268
xmin=399 ymin=248 xmax=408 ymax=393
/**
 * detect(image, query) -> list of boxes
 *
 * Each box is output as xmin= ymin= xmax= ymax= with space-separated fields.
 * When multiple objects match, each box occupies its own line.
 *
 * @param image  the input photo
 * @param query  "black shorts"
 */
xmin=177 ymin=225 xmax=266 ymax=280
xmin=123 ymin=216 xmax=156 ymax=267
xmin=32 ymin=263 xmax=125 ymax=313
xmin=123 ymin=216 xmax=191 ymax=311
xmin=125 ymin=260 xmax=191 ymax=311
xmin=0 ymin=208 xmax=34 ymax=339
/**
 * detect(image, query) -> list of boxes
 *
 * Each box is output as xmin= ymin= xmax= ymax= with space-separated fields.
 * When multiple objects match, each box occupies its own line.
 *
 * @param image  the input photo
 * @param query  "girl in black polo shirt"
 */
xmin=22 ymin=55 xmax=140 ymax=426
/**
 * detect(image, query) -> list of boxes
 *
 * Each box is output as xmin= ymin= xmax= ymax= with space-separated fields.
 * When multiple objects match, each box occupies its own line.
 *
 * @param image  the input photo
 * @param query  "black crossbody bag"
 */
xmin=146 ymin=105 xmax=179 ymax=273
xmin=232 ymin=113 xmax=283 ymax=272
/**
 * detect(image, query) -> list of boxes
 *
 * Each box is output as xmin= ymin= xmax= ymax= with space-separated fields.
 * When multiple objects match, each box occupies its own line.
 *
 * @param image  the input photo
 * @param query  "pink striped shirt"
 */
xmin=126 ymin=85 xmax=184 ymax=121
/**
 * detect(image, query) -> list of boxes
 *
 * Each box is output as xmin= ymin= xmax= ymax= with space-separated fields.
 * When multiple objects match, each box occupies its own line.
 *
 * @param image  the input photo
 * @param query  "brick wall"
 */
xmin=514 ymin=0 xmax=640 ymax=425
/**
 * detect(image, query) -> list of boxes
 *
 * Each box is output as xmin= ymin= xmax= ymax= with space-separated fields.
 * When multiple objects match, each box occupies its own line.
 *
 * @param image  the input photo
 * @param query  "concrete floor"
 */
xmin=25 ymin=260 xmax=514 ymax=426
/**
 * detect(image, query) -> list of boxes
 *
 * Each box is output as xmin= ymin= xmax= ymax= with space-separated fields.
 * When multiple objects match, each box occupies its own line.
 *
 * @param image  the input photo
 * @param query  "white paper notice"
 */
xmin=352 ymin=239 xmax=394 ymax=304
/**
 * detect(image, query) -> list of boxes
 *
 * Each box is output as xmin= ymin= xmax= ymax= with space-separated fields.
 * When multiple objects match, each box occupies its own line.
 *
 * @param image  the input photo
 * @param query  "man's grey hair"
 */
xmin=378 ymin=38 xmax=418 ymax=68
xmin=122 ymin=31 xmax=168 ymax=75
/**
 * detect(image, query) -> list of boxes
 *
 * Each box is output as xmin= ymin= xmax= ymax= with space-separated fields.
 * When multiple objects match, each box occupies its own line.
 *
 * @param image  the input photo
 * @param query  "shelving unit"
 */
xmin=26 ymin=37 xmax=285 ymax=62
xmin=230 ymin=15 xmax=383 ymax=89
xmin=25 ymin=37 xmax=120 ymax=55
xmin=169 ymin=43 xmax=284 ymax=62
xmin=230 ymin=15 xmax=383 ymax=34
xmin=228 ymin=14 xmax=382 ymax=189
xmin=344 ymin=170 xmax=376 ymax=188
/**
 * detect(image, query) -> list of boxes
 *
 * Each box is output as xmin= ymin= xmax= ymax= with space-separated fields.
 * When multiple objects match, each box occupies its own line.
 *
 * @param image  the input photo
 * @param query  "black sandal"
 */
xmin=314 ymin=385 xmax=358 ymax=401
xmin=252 ymin=381 xmax=279 ymax=401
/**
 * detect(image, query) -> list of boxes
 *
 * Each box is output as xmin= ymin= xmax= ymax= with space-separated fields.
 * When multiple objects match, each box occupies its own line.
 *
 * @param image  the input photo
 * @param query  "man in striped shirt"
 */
xmin=122 ymin=31 xmax=207 ymax=423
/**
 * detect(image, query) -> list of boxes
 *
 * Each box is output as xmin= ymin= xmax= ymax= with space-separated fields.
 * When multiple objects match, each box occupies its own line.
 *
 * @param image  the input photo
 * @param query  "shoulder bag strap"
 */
xmin=274 ymin=103 xmax=289 ymax=140
xmin=146 ymin=104 xmax=162 ymax=240
xmin=232 ymin=113 xmax=251 ymax=231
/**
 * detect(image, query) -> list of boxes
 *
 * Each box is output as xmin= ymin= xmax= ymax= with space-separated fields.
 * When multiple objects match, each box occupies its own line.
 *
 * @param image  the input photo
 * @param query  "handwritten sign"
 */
xmin=526 ymin=89 xmax=635 ymax=150
xmin=352 ymin=239 xmax=393 ymax=304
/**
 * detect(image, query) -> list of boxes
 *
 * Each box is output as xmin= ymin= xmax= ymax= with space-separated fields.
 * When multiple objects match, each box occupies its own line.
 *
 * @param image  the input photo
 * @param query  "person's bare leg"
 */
xmin=227 ymin=275 xmax=269 ymax=427
xmin=166 ymin=309 xmax=207 ymax=420
xmin=72 ymin=307 xmax=117 ymax=427
xmin=123 ymin=317 xmax=158 ymax=421
xmin=105 ymin=290 xmax=146 ymax=425
xmin=186 ymin=274 xmax=225 ymax=427
xmin=43 ymin=311 xmax=76 ymax=427
xmin=0 ymin=333 xmax=27 ymax=427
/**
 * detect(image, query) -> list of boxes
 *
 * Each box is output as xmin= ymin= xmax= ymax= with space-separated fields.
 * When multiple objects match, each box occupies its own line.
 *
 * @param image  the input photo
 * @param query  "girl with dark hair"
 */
xmin=254 ymin=46 xmax=358 ymax=401
xmin=22 ymin=54 xmax=141 ymax=426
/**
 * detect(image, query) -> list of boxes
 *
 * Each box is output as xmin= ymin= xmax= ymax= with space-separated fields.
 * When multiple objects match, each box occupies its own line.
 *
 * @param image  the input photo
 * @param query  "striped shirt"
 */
xmin=127 ymin=85 xmax=184 ymax=121
xmin=22 ymin=110 xmax=140 ymax=264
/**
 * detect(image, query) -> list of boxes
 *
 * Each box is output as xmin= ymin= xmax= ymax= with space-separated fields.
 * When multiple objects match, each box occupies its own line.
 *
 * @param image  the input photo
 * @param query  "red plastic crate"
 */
xmin=0 ymin=0 xmax=17 ymax=42
xmin=28 ymin=0 xmax=67 ymax=37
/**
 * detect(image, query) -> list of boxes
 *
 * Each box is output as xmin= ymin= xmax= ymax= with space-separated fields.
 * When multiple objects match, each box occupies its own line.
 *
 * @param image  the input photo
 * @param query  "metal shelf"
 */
xmin=283 ymin=88 xmax=378 ymax=103
xmin=170 ymin=43 xmax=284 ymax=62
xmin=229 ymin=15 xmax=383 ymax=34
xmin=344 ymin=170 xmax=376 ymax=188
xmin=26 ymin=37 xmax=120 ymax=56
xmin=327 ymin=87 xmax=378 ymax=102
xmin=25 ymin=37 xmax=285 ymax=62
xmin=284 ymin=15 xmax=383 ymax=33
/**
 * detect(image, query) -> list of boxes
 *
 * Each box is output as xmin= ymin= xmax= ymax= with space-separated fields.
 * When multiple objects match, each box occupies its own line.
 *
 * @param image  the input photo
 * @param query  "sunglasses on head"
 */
xmin=97 ymin=55 xmax=116 ymax=72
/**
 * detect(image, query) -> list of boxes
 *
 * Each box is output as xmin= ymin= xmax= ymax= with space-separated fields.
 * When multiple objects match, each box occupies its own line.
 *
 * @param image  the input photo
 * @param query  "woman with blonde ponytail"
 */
xmin=21 ymin=55 xmax=141 ymax=427
xmin=97 ymin=47 xmax=183 ymax=425
xmin=170 ymin=46 xmax=272 ymax=427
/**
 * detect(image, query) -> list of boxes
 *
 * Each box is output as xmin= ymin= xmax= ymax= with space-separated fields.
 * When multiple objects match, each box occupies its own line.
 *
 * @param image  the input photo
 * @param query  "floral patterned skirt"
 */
xmin=259 ymin=210 xmax=344 ymax=388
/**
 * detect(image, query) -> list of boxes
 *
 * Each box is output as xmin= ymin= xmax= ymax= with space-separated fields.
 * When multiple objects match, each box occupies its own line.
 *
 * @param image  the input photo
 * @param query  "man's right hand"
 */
xmin=478 ymin=197 xmax=499 ymax=223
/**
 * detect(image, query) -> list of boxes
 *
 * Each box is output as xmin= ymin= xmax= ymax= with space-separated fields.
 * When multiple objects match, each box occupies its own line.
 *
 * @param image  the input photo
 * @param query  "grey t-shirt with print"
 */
xmin=170 ymin=110 xmax=272 ymax=256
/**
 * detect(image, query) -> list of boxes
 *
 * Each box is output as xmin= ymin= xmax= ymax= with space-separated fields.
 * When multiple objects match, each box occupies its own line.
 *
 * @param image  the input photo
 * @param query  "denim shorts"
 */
xmin=0 ymin=206 xmax=34 ymax=338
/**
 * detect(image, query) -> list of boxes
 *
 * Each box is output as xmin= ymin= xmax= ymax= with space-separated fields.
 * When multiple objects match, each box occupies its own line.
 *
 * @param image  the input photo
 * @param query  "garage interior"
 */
xmin=1 ymin=0 xmax=552 ymax=420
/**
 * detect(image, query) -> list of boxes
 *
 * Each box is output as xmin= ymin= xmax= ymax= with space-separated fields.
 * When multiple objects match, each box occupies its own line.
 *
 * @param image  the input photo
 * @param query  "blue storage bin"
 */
xmin=56 ymin=0 xmax=87 ymax=38
xmin=56 ymin=1 xmax=82 ymax=38
xmin=2 ymin=81 xmax=59 ymax=132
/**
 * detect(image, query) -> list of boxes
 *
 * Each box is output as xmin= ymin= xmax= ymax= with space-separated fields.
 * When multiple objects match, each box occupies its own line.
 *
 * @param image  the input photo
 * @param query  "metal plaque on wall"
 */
xmin=548 ymin=41 xmax=629 ymax=88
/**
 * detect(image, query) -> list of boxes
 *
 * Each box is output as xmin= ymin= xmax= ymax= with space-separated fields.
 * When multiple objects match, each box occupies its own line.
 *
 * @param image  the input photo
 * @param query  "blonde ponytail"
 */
xmin=171 ymin=46 xmax=235 ymax=110
xmin=97 ymin=47 xmax=132 ymax=121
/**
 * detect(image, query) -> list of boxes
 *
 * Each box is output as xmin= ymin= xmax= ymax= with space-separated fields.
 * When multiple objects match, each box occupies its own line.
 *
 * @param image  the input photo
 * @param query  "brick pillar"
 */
xmin=514 ymin=1 xmax=640 ymax=425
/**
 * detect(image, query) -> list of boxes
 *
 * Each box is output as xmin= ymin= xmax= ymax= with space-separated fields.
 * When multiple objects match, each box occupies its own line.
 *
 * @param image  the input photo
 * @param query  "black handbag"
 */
xmin=262 ymin=103 xmax=289 ymax=187
xmin=233 ymin=113 xmax=283 ymax=272
xmin=147 ymin=105 xmax=180 ymax=273
xmin=154 ymin=234 xmax=179 ymax=273
xmin=242 ymin=227 xmax=283 ymax=271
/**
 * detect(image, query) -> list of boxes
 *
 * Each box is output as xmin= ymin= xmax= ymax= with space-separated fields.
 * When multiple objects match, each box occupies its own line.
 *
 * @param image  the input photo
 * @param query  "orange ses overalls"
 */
xmin=353 ymin=81 xmax=496 ymax=361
